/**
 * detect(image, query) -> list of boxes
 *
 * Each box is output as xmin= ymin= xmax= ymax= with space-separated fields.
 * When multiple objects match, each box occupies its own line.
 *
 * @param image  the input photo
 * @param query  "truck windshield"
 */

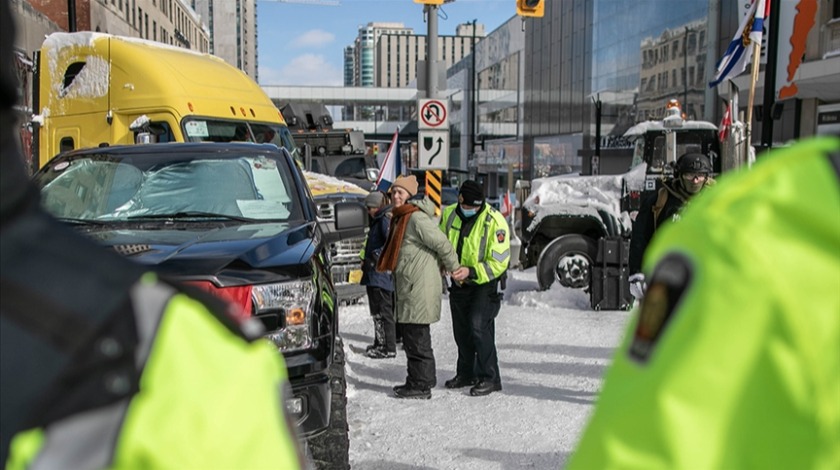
xmin=38 ymin=152 xmax=303 ymax=223
xmin=181 ymin=118 xmax=297 ymax=155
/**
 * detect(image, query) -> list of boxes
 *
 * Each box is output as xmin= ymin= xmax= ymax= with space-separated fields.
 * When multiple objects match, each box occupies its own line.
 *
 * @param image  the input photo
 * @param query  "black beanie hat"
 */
xmin=459 ymin=180 xmax=485 ymax=206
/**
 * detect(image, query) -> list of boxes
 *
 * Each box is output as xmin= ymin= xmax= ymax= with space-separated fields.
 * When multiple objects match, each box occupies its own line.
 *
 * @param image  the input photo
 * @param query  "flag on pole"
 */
xmin=708 ymin=0 xmax=770 ymax=88
xmin=375 ymin=128 xmax=402 ymax=192
xmin=719 ymin=102 xmax=732 ymax=142
xmin=500 ymin=190 xmax=512 ymax=218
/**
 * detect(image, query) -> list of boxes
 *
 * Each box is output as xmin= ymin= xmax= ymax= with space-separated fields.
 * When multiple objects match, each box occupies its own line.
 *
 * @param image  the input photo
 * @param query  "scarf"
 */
xmin=376 ymin=203 xmax=420 ymax=272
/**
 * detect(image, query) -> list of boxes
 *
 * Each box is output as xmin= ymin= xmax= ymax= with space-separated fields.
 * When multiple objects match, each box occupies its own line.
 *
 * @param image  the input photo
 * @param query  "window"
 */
xmin=60 ymin=137 xmax=75 ymax=153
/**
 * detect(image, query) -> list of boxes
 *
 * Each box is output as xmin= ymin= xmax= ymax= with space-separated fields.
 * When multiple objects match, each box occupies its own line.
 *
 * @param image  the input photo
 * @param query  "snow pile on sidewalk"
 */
xmin=340 ymin=268 xmax=633 ymax=469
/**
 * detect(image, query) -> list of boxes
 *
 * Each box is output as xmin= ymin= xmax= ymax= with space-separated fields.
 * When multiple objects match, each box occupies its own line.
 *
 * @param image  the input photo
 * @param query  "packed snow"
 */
xmin=339 ymin=267 xmax=633 ymax=469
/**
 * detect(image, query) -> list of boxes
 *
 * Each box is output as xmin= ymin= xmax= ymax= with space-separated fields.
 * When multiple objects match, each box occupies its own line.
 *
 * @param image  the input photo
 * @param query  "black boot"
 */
xmin=469 ymin=381 xmax=502 ymax=396
xmin=444 ymin=375 xmax=478 ymax=389
xmin=394 ymin=386 xmax=431 ymax=400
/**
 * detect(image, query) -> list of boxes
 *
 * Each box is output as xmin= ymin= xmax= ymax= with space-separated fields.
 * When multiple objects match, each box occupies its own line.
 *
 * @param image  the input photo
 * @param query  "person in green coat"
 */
xmin=568 ymin=135 xmax=840 ymax=470
xmin=377 ymin=175 xmax=460 ymax=400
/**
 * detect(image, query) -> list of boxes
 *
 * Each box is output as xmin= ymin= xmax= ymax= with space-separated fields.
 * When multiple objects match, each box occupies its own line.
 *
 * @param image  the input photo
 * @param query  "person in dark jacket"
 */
xmin=629 ymin=153 xmax=714 ymax=296
xmin=361 ymin=190 xmax=397 ymax=359
xmin=0 ymin=4 xmax=303 ymax=467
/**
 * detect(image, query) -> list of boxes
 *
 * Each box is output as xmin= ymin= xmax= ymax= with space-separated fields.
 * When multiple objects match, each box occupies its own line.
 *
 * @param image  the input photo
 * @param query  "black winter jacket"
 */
xmin=629 ymin=178 xmax=696 ymax=274
xmin=360 ymin=205 xmax=394 ymax=291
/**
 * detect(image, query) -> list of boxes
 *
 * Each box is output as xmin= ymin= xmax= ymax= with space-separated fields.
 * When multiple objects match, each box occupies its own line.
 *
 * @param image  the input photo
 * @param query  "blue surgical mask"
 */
xmin=460 ymin=208 xmax=477 ymax=217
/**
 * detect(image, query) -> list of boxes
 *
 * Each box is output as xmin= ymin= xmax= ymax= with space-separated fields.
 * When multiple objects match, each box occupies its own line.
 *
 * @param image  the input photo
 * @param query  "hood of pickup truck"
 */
xmin=83 ymin=222 xmax=320 ymax=285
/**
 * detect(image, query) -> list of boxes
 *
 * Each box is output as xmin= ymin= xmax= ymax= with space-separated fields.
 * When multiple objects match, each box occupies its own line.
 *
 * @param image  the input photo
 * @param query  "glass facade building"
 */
xmin=524 ymin=0 xmax=710 ymax=179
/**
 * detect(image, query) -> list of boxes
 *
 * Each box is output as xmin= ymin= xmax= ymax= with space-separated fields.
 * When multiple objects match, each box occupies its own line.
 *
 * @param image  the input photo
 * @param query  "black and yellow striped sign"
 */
xmin=425 ymin=170 xmax=443 ymax=216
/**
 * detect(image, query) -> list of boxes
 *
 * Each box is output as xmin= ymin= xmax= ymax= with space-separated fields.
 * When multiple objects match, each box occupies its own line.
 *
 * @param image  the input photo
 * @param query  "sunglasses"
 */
xmin=682 ymin=172 xmax=708 ymax=181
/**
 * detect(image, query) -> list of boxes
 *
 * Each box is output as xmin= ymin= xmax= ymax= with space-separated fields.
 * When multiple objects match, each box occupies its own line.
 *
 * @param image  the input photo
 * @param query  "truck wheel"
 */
xmin=307 ymin=337 xmax=350 ymax=470
xmin=536 ymin=234 xmax=598 ymax=291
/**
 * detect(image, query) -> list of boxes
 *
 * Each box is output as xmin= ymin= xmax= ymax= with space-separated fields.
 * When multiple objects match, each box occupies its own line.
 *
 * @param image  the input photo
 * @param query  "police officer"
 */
xmin=440 ymin=180 xmax=510 ymax=396
xmin=568 ymin=136 xmax=840 ymax=469
xmin=629 ymin=152 xmax=715 ymax=297
xmin=0 ymin=4 xmax=303 ymax=467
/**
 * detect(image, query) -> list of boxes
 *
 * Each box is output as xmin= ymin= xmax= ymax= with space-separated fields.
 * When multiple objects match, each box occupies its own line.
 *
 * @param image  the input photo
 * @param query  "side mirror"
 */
xmin=135 ymin=131 xmax=156 ymax=144
xmin=366 ymin=167 xmax=380 ymax=182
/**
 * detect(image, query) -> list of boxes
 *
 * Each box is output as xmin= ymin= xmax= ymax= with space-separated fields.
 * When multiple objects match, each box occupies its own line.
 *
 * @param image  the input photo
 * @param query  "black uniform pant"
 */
xmin=366 ymin=286 xmax=396 ymax=352
xmin=401 ymin=323 xmax=436 ymax=390
xmin=448 ymin=280 xmax=502 ymax=385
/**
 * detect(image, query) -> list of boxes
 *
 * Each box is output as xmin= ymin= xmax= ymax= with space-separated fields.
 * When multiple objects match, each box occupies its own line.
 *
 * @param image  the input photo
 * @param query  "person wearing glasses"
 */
xmin=629 ymin=153 xmax=715 ymax=298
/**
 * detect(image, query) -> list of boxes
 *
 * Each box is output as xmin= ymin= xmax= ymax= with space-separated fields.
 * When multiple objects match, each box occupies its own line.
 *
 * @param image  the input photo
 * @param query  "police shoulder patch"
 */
xmin=629 ymin=253 xmax=694 ymax=363
xmin=496 ymin=229 xmax=506 ymax=243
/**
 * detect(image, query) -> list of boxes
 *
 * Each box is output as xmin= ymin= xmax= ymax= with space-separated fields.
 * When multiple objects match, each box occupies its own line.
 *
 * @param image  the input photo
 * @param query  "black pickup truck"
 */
xmin=33 ymin=142 xmax=364 ymax=468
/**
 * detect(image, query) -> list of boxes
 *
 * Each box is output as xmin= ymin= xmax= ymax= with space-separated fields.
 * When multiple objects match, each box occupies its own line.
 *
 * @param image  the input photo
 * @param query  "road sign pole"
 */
xmin=426 ymin=4 xmax=439 ymax=100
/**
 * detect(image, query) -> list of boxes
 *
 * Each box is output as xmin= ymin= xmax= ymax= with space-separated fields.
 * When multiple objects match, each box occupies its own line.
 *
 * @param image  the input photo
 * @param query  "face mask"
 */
xmin=460 ymin=207 xmax=477 ymax=217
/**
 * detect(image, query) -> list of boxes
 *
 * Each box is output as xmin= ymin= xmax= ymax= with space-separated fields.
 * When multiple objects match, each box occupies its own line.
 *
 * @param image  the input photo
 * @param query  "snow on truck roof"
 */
xmin=522 ymin=163 xmax=648 ymax=234
xmin=623 ymin=119 xmax=718 ymax=138
xmin=39 ymin=32 xmax=283 ymax=125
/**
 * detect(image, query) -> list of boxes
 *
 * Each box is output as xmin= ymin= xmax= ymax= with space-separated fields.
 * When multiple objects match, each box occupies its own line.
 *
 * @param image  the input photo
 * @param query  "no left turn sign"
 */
xmin=418 ymin=99 xmax=448 ymax=129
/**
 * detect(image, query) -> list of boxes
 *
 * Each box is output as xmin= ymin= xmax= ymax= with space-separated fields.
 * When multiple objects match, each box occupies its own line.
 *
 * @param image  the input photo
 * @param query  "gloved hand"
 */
xmin=629 ymin=273 xmax=647 ymax=300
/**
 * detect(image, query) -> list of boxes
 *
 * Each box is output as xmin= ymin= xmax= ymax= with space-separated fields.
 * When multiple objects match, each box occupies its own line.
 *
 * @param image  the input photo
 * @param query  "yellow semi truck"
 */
xmin=33 ymin=32 xmax=298 ymax=167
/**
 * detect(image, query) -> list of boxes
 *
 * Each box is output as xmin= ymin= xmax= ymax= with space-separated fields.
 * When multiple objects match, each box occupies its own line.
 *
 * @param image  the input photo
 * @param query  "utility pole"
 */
xmin=67 ymin=0 xmax=77 ymax=32
xmin=470 ymin=18 xmax=477 ymax=161
xmin=760 ymin=0 xmax=781 ymax=149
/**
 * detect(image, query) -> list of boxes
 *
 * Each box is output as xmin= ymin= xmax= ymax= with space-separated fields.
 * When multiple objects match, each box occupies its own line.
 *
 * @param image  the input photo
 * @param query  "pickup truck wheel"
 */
xmin=536 ymin=234 xmax=598 ymax=291
xmin=307 ymin=337 xmax=350 ymax=469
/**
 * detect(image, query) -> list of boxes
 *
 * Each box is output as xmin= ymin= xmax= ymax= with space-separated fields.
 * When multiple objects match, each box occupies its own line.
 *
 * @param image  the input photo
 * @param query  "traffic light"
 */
xmin=413 ymin=0 xmax=445 ymax=5
xmin=516 ymin=0 xmax=544 ymax=18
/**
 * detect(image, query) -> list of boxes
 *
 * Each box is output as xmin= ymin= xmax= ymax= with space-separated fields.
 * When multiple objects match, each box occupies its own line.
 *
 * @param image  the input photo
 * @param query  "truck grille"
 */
xmin=316 ymin=199 xmax=366 ymax=287
xmin=330 ymin=237 xmax=365 ymax=285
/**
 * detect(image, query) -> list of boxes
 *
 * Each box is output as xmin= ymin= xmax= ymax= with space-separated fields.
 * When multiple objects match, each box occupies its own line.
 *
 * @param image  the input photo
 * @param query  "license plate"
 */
xmin=348 ymin=270 xmax=363 ymax=284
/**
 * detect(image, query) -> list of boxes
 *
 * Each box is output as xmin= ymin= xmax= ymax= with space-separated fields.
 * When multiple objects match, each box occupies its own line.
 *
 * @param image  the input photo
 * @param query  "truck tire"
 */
xmin=307 ymin=337 xmax=350 ymax=470
xmin=536 ymin=234 xmax=598 ymax=291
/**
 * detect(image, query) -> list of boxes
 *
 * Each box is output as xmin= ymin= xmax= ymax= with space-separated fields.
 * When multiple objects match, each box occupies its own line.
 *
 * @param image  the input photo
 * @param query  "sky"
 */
xmin=340 ymin=267 xmax=633 ymax=468
xmin=256 ymin=0 xmax=516 ymax=86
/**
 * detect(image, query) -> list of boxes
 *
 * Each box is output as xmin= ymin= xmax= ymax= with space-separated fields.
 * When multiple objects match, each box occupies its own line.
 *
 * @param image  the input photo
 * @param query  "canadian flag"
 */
xmin=500 ymin=191 xmax=512 ymax=218
xmin=719 ymin=102 xmax=732 ymax=142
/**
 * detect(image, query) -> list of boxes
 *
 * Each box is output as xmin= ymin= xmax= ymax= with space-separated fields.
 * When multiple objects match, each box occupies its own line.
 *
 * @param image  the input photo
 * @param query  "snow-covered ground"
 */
xmin=339 ymin=268 xmax=633 ymax=469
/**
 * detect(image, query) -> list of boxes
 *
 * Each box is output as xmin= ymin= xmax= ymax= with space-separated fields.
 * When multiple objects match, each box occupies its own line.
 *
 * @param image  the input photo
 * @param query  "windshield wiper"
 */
xmin=57 ymin=217 xmax=107 ymax=226
xmin=126 ymin=211 xmax=260 ymax=223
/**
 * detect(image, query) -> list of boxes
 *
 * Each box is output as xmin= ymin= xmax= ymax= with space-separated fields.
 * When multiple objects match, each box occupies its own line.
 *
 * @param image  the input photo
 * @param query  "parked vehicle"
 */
xmin=282 ymin=102 xmax=379 ymax=191
xmin=33 ymin=142 xmax=363 ymax=467
xmin=30 ymin=32 xmax=368 ymax=306
xmin=520 ymin=102 xmax=737 ymax=295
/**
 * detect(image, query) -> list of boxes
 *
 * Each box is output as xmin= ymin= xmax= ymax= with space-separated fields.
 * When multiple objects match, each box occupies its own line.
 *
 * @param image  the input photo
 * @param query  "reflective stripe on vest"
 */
xmin=445 ymin=209 xmax=498 ymax=281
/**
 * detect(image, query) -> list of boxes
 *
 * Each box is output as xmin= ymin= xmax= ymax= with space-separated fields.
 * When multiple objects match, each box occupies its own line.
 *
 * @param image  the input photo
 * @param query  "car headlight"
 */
xmin=252 ymin=280 xmax=315 ymax=353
